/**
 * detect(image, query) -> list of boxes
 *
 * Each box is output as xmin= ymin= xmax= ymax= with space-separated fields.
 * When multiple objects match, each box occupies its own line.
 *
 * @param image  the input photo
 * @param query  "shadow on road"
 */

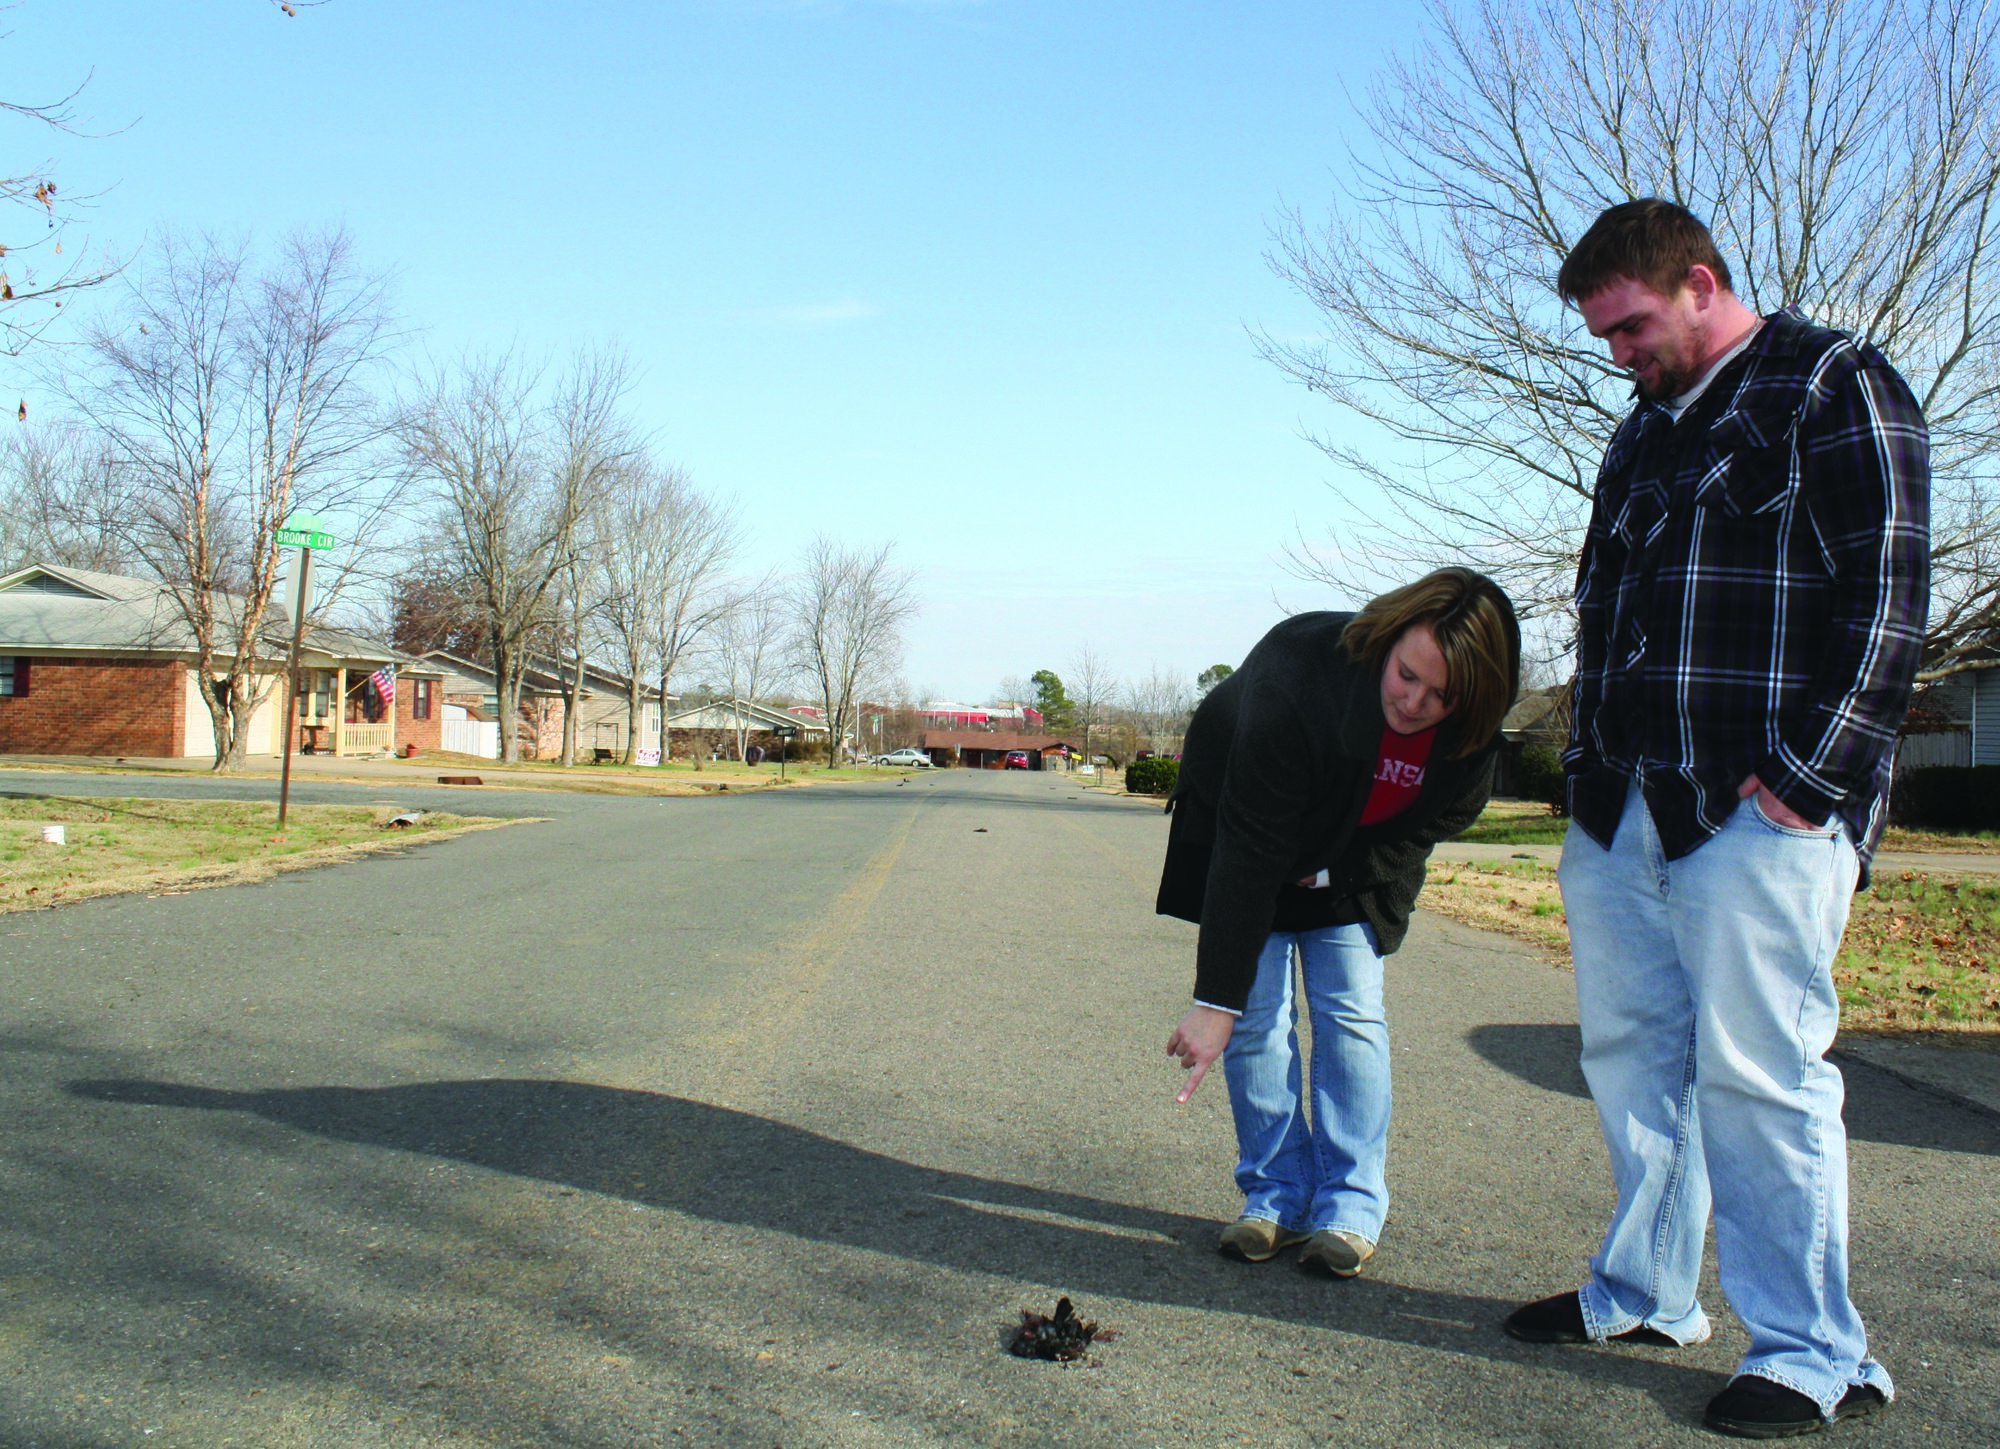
xmin=69 ymin=1074 xmax=1717 ymax=1401
xmin=1464 ymin=1023 xmax=2000 ymax=1156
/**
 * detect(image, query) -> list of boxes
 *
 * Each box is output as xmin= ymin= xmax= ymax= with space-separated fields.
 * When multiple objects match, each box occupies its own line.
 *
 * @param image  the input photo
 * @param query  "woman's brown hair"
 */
xmin=1342 ymin=568 xmax=1521 ymax=757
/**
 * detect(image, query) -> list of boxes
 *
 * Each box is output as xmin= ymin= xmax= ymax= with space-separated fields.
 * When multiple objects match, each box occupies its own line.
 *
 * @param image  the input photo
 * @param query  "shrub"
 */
xmin=781 ymin=736 xmax=828 ymax=765
xmin=1125 ymin=756 xmax=1179 ymax=796
xmin=1891 ymin=765 xmax=2000 ymax=832
xmin=1509 ymin=742 xmax=1566 ymax=808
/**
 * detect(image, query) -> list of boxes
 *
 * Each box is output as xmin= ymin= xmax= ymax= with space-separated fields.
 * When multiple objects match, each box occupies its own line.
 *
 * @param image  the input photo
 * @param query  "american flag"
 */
xmin=371 ymin=667 xmax=395 ymax=706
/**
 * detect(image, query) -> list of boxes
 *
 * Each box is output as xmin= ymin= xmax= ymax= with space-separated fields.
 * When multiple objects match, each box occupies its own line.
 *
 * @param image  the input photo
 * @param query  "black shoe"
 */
xmin=1503 ymin=1291 xmax=1681 ymax=1347
xmin=1703 ymin=1377 xmax=1888 ymax=1439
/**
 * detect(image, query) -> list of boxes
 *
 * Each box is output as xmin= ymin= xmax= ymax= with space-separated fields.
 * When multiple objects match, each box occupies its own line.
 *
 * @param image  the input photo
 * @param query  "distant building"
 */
xmin=921 ymin=701 xmax=1044 ymax=731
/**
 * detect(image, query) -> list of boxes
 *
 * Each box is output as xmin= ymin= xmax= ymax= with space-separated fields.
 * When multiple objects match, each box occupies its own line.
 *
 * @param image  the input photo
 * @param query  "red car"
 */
xmin=1003 ymin=750 xmax=1030 ymax=770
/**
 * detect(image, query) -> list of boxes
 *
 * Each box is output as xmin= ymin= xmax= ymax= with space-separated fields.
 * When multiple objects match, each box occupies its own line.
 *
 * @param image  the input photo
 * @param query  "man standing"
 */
xmin=1506 ymin=199 xmax=1929 ymax=1439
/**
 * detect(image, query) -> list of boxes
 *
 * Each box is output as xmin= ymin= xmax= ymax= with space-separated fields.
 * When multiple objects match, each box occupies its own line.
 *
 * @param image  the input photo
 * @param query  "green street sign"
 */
xmin=276 ymin=527 xmax=336 ymax=550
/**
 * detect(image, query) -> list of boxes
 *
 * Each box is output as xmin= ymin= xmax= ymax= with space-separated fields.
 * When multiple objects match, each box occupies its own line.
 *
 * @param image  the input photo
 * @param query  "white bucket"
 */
xmin=41 ymin=824 xmax=65 ymax=845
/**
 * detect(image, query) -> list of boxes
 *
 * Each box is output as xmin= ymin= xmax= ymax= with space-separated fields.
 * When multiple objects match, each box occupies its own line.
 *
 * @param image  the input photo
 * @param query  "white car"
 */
xmin=878 ymin=747 xmax=933 ymax=768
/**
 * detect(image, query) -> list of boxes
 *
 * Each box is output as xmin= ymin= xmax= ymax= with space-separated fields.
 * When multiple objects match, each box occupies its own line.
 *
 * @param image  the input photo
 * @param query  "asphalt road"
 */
xmin=1 ymin=768 xmax=1995 ymax=1449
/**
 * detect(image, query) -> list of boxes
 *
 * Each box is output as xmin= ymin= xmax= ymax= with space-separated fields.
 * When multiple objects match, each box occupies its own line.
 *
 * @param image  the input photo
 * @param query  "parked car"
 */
xmin=1003 ymin=750 xmax=1030 ymax=770
xmin=879 ymin=747 xmax=933 ymax=768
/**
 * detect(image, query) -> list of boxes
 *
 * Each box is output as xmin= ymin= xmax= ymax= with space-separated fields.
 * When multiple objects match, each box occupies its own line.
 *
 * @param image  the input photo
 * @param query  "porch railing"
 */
xmin=339 ymin=723 xmax=393 ymax=756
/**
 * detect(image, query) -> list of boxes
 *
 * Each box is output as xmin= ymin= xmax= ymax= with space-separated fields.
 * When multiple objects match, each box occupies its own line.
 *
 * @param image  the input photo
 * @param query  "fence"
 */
xmin=441 ymin=718 xmax=499 ymax=758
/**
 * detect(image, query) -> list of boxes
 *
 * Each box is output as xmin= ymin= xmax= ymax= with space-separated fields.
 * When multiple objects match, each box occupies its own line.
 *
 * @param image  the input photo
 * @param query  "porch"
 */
xmin=296 ymin=666 xmax=398 ymax=757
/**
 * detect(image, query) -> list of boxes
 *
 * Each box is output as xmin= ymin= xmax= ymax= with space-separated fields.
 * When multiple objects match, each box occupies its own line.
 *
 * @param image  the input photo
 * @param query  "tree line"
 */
xmin=0 ymin=229 xmax=917 ymax=768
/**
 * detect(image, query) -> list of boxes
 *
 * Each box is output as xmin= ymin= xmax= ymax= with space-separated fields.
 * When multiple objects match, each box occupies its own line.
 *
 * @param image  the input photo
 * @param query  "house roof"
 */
xmin=667 ymin=697 xmax=830 ymax=733
xmin=1500 ymin=686 xmax=1567 ymax=740
xmin=0 ymin=561 xmax=397 ymax=667
xmin=418 ymin=649 xmax=667 ymax=701
xmin=421 ymin=650 xmax=565 ymax=697
xmin=522 ymin=653 xmax=663 ymax=701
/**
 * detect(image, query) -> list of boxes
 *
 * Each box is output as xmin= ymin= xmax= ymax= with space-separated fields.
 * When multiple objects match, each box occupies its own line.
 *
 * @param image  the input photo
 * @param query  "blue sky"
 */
xmin=6 ymin=0 xmax=1407 ymax=702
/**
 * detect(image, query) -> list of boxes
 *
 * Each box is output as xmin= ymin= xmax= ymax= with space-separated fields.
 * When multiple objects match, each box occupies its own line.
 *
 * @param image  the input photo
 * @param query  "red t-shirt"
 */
xmin=1359 ymin=724 xmax=1435 ymax=826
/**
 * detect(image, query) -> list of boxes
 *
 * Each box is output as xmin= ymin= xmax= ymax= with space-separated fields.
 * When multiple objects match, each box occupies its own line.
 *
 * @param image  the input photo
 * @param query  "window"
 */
xmin=298 ymin=671 xmax=332 ymax=721
xmin=413 ymin=678 xmax=434 ymax=721
xmin=0 ymin=657 xmax=26 ymax=697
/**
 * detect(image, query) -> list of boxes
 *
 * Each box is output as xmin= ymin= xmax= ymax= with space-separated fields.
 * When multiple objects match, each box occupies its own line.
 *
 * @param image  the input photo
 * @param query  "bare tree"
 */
xmin=0 ymin=423 xmax=134 ymax=573
xmin=585 ymin=458 xmax=658 ymax=763
xmin=545 ymin=356 xmax=639 ymax=766
xmin=714 ymin=576 xmax=786 ymax=763
xmin=1067 ymin=644 xmax=1118 ymax=764
xmin=1 ymin=84 xmax=116 ymax=359
xmin=646 ymin=477 xmax=740 ymax=768
xmin=1263 ymin=0 xmax=2000 ymax=677
xmin=588 ymin=457 xmax=738 ymax=763
xmin=788 ymin=537 xmax=918 ymax=767
xmin=401 ymin=349 xmax=628 ymax=763
xmin=1124 ymin=664 xmax=1194 ymax=755
xmin=59 ymin=228 xmax=395 ymax=768
xmin=551 ymin=521 xmax=602 ymax=768
xmin=2 ymin=2 xmax=316 ymax=361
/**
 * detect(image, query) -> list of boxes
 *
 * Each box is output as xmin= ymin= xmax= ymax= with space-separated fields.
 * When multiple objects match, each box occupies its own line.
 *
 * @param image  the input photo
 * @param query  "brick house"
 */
xmin=918 ymin=730 xmax=1081 ymax=769
xmin=0 ymin=562 xmax=442 ymax=760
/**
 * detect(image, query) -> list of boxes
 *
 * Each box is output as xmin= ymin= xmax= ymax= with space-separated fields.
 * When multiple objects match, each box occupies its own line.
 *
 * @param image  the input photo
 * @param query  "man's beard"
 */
xmin=1633 ymin=327 xmax=1704 ymax=402
xmin=1636 ymin=363 xmax=1698 ymax=403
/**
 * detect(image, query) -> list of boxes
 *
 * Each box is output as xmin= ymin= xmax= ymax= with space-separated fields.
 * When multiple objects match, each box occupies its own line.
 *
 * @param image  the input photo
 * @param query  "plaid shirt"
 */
xmin=1567 ymin=308 xmax=1930 ymax=873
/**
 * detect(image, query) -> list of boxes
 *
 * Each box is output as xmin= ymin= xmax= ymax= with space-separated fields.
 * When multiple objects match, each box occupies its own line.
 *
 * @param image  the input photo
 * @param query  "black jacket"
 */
xmin=1155 ymin=612 xmax=1504 ymax=1012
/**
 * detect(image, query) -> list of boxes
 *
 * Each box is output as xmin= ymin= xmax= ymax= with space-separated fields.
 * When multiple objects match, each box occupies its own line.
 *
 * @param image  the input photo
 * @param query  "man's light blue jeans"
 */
xmin=1221 ymin=923 xmax=1390 ymax=1244
xmin=1560 ymin=779 xmax=1892 ymax=1414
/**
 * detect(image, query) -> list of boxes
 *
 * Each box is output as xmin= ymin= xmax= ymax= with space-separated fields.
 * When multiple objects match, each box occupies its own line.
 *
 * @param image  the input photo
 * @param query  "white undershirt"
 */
xmin=1661 ymin=319 xmax=1763 ymax=423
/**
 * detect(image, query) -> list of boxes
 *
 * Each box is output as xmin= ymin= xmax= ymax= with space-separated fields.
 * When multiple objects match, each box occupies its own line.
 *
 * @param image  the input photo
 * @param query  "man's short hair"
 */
xmin=1557 ymin=198 xmax=1735 ymax=305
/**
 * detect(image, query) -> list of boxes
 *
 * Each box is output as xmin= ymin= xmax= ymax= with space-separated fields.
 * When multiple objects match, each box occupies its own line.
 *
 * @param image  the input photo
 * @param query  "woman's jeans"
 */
xmin=1560 ymin=779 xmax=1892 ymax=1414
xmin=1221 ymin=922 xmax=1389 ymax=1244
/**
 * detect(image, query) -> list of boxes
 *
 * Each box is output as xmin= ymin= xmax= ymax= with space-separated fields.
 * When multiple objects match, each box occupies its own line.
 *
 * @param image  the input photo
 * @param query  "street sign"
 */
xmin=276 ymin=512 xmax=336 ymax=550
xmin=773 ymin=724 xmax=799 ymax=739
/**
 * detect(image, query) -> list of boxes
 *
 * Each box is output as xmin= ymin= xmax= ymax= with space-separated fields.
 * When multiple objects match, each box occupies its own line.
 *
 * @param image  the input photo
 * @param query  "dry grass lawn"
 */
xmin=0 ymin=795 xmax=517 ymax=913
xmin=1422 ymin=855 xmax=2000 ymax=1036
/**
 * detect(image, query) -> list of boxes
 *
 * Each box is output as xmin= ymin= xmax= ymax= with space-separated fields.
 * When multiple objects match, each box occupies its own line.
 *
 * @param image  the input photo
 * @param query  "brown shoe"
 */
xmin=1217 ymin=1217 xmax=1309 ymax=1262
xmin=1298 ymin=1229 xmax=1375 ymax=1278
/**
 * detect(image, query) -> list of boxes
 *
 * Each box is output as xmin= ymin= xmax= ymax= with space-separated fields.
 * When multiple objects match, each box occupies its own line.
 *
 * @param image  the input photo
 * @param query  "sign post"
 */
xmin=773 ymin=722 xmax=799 ymax=782
xmin=275 ymin=516 xmax=337 ymax=829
